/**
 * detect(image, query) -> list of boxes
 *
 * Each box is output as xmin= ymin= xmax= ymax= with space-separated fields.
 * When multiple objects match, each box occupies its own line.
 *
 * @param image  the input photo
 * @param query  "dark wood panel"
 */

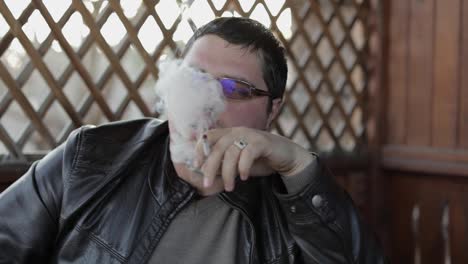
xmin=382 ymin=145 xmax=468 ymax=177
xmin=383 ymin=145 xmax=468 ymax=163
xmin=389 ymin=173 xmax=468 ymax=263
xmin=0 ymin=168 xmax=25 ymax=192
xmin=432 ymin=0 xmax=460 ymax=148
xmin=389 ymin=174 xmax=415 ymax=264
xmin=418 ymin=179 xmax=444 ymax=263
xmin=450 ymin=193 xmax=468 ymax=263
xmin=386 ymin=0 xmax=410 ymax=145
xmin=407 ymin=0 xmax=434 ymax=146
xmin=459 ymin=0 xmax=468 ymax=148
xmin=383 ymin=0 xmax=468 ymax=262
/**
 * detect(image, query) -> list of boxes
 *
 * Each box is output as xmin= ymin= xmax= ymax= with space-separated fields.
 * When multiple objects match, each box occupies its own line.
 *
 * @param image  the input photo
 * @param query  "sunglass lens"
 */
xmin=219 ymin=79 xmax=236 ymax=97
xmin=219 ymin=79 xmax=250 ymax=99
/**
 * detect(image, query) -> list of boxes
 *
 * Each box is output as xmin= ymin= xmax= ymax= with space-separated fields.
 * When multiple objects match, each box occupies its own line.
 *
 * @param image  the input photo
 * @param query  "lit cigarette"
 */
xmin=202 ymin=135 xmax=210 ymax=156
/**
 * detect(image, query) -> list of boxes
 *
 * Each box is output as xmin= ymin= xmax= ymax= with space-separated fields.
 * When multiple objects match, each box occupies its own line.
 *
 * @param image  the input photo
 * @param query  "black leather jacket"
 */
xmin=0 ymin=119 xmax=387 ymax=263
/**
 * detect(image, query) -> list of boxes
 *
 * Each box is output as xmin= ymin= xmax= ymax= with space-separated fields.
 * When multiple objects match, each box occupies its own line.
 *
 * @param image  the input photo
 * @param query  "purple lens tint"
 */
xmin=219 ymin=78 xmax=236 ymax=96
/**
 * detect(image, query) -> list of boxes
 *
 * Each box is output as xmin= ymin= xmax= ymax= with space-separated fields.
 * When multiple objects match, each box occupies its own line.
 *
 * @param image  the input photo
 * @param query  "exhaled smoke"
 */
xmin=154 ymin=59 xmax=225 ymax=165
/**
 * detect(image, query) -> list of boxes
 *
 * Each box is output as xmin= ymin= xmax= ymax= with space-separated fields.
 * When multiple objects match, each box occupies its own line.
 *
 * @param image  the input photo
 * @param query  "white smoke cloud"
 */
xmin=154 ymin=59 xmax=225 ymax=165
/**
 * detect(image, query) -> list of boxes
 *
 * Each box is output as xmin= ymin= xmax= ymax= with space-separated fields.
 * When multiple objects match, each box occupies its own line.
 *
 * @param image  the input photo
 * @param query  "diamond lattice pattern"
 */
xmin=0 ymin=0 xmax=370 ymax=162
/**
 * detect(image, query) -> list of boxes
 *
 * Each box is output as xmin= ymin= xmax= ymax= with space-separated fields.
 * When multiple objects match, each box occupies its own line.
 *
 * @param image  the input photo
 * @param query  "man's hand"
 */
xmin=194 ymin=127 xmax=314 ymax=192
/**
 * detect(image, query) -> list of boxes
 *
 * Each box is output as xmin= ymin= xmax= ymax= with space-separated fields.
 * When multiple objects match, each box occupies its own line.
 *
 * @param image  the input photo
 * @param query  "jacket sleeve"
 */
xmin=0 ymin=128 xmax=81 ymax=263
xmin=273 ymin=155 xmax=388 ymax=263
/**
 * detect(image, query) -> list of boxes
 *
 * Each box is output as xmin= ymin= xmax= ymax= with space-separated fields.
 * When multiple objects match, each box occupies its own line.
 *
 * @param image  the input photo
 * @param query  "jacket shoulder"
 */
xmin=77 ymin=118 xmax=167 ymax=142
xmin=59 ymin=118 xmax=168 ymax=216
xmin=63 ymin=118 xmax=168 ymax=171
xmin=62 ymin=118 xmax=167 ymax=173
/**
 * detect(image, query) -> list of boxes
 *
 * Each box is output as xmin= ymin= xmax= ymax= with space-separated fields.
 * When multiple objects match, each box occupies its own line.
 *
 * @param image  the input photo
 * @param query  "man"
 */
xmin=0 ymin=17 xmax=386 ymax=263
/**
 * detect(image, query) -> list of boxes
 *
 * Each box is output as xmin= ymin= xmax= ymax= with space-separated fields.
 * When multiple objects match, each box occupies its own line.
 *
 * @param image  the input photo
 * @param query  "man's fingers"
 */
xmin=201 ymin=133 xmax=232 ymax=187
xmin=237 ymin=145 xmax=258 ymax=181
xmin=201 ymin=127 xmax=270 ymax=190
xmin=221 ymin=144 xmax=241 ymax=191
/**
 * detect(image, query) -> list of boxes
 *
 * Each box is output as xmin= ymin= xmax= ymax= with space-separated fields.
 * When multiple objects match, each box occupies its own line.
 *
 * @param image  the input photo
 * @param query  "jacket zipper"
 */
xmin=219 ymin=193 xmax=256 ymax=264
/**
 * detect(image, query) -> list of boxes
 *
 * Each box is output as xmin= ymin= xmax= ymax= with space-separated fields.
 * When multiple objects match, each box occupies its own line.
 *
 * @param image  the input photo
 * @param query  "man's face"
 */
xmin=182 ymin=35 xmax=278 ymax=130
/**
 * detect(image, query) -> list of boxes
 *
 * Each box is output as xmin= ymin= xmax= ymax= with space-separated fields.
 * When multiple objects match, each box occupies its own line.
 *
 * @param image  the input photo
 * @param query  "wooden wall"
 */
xmin=385 ymin=0 xmax=468 ymax=262
xmin=0 ymin=167 xmax=27 ymax=192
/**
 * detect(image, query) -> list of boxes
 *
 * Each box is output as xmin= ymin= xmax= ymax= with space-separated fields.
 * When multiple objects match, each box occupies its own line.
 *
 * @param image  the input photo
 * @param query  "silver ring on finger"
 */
xmin=233 ymin=139 xmax=248 ymax=150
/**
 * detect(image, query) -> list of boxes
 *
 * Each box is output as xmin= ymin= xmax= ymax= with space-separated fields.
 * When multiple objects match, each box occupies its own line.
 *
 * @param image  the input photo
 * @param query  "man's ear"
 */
xmin=266 ymin=98 xmax=283 ymax=129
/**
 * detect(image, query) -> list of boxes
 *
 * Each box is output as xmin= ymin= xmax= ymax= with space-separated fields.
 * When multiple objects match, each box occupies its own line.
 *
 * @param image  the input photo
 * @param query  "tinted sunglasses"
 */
xmin=217 ymin=77 xmax=272 ymax=100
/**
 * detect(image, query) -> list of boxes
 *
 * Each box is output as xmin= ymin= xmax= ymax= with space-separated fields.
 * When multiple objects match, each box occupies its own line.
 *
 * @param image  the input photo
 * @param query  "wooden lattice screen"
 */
xmin=0 ymin=0 xmax=371 ymax=165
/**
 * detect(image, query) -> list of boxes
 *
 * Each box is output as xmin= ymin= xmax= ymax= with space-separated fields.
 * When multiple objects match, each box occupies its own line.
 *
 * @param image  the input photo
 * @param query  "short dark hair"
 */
xmin=183 ymin=17 xmax=288 ymax=106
